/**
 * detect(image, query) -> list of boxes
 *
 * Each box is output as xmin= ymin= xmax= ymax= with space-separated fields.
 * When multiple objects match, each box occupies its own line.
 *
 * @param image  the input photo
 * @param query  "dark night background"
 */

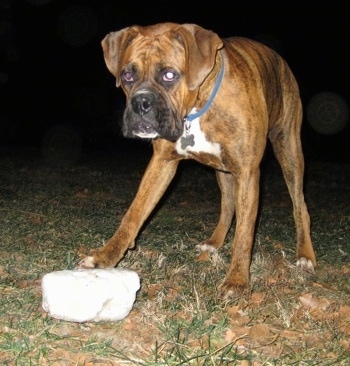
xmin=0 ymin=0 xmax=349 ymax=163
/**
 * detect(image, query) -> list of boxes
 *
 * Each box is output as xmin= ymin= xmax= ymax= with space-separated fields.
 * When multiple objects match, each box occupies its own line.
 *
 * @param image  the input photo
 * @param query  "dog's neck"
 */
xmin=185 ymin=52 xmax=224 ymax=123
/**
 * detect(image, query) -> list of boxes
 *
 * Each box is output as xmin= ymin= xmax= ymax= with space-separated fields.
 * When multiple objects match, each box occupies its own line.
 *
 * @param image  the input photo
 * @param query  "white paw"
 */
xmin=296 ymin=257 xmax=315 ymax=274
xmin=77 ymin=256 xmax=95 ymax=269
xmin=195 ymin=243 xmax=217 ymax=255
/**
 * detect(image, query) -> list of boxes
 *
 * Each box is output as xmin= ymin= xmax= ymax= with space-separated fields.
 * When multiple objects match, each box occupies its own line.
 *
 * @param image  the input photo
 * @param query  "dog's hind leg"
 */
xmin=269 ymin=106 xmax=317 ymax=273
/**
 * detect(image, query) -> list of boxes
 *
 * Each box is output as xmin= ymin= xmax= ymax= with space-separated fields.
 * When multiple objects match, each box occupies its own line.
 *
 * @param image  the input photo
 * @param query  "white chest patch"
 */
xmin=175 ymin=115 xmax=221 ymax=157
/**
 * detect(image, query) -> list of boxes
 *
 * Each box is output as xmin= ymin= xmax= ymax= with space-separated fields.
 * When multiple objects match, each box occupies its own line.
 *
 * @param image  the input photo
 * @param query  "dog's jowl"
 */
xmin=79 ymin=23 xmax=316 ymax=298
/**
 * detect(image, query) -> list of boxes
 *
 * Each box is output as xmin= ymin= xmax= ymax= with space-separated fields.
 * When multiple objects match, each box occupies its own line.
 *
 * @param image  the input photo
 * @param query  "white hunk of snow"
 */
xmin=41 ymin=268 xmax=140 ymax=322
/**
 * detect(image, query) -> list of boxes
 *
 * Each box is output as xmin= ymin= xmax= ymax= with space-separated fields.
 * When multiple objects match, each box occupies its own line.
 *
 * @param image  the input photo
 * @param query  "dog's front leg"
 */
xmin=79 ymin=151 xmax=179 ymax=269
xmin=196 ymin=171 xmax=235 ymax=260
xmin=219 ymin=167 xmax=260 ymax=298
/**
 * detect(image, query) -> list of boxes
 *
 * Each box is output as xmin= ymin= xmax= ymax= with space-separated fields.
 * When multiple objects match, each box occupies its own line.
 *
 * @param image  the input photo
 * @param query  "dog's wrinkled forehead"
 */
xmin=122 ymin=29 xmax=185 ymax=71
xmin=102 ymin=23 xmax=224 ymax=91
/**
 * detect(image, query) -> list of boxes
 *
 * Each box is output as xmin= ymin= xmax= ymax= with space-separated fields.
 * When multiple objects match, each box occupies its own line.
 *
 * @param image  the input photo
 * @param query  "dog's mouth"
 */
xmin=132 ymin=120 xmax=159 ymax=139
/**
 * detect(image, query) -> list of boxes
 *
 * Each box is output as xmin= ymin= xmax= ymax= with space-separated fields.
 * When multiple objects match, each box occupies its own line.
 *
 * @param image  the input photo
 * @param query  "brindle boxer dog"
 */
xmin=79 ymin=23 xmax=317 ymax=298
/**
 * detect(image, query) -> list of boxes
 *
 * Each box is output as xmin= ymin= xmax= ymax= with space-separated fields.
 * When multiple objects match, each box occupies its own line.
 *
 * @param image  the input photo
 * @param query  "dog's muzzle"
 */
xmin=123 ymin=90 xmax=159 ymax=139
xmin=122 ymin=88 xmax=184 ymax=142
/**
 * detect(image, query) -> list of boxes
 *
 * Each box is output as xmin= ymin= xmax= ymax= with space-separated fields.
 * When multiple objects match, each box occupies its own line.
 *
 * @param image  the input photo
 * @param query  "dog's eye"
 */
xmin=122 ymin=71 xmax=134 ymax=82
xmin=163 ymin=71 xmax=176 ymax=82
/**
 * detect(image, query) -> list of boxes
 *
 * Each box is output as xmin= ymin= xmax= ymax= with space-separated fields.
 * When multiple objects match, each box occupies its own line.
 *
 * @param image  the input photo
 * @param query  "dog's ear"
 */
xmin=173 ymin=24 xmax=223 ymax=90
xmin=101 ymin=27 xmax=139 ymax=87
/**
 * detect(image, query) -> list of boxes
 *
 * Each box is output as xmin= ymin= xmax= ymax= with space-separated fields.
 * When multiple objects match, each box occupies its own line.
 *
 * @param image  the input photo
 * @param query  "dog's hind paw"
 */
xmin=218 ymin=281 xmax=249 ymax=300
xmin=195 ymin=243 xmax=217 ymax=261
xmin=296 ymin=257 xmax=315 ymax=274
xmin=195 ymin=243 xmax=218 ymax=254
xmin=77 ymin=256 xmax=96 ymax=269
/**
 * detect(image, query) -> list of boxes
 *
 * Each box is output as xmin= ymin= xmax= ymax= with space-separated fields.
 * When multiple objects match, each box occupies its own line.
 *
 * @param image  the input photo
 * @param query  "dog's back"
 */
xmin=223 ymin=36 xmax=302 ymax=131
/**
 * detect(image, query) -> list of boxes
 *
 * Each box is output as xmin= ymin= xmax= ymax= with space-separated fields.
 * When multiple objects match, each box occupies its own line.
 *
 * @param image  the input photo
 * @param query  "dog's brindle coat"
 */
xmin=79 ymin=23 xmax=316 ymax=298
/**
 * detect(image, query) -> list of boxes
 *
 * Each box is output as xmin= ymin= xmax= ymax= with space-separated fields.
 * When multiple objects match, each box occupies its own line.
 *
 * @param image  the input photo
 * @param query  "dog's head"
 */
xmin=101 ymin=23 xmax=223 ymax=141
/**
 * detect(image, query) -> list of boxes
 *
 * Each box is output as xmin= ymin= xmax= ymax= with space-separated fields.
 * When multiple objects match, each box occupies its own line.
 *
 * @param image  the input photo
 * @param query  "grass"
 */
xmin=0 ymin=143 xmax=349 ymax=365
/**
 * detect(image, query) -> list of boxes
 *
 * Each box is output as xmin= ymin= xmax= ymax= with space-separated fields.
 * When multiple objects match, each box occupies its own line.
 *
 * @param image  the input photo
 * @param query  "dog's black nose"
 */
xmin=132 ymin=92 xmax=156 ymax=116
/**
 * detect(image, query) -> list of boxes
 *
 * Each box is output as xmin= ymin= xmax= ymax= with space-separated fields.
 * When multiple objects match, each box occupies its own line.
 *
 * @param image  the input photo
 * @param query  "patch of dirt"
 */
xmin=0 ymin=147 xmax=349 ymax=365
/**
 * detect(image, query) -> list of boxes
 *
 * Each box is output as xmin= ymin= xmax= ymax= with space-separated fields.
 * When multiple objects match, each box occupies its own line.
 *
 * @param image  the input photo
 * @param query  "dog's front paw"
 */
xmin=77 ymin=247 xmax=121 ymax=269
xmin=77 ymin=256 xmax=96 ymax=269
xmin=296 ymin=257 xmax=315 ymax=274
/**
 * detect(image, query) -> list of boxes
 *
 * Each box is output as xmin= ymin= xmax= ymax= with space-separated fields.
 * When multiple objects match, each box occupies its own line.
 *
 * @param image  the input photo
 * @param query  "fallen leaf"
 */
xmin=122 ymin=318 xmax=139 ymax=331
xmin=21 ymin=236 xmax=36 ymax=246
xmin=176 ymin=311 xmax=189 ymax=320
xmin=340 ymin=339 xmax=350 ymax=350
xmin=249 ymin=323 xmax=270 ymax=341
xmin=50 ymin=324 xmax=77 ymax=337
xmin=229 ymin=324 xmax=250 ymax=337
xmin=0 ymin=265 xmax=8 ymax=277
xmin=250 ymin=292 xmax=265 ymax=305
xmin=76 ymin=188 xmax=89 ymax=198
xmin=164 ymin=287 xmax=180 ymax=302
xmin=339 ymin=305 xmax=350 ymax=319
xmin=299 ymin=293 xmax=331 ymax=310
xmin=225 ymin=328 xmax=236 ymax=342
xmin=227 ymin=305 xmax=240 ymax=317
xmin=229 ymin=309 xmax=251 ymax=326
xmin=196 ymin=251 xmax=210 ymax=261
xmin=274 ymin=242 xmax=284 ymax=250
xmin=339 ymin=322 xmax=350 ymax=335
xmin=312 ymin=282 xmax=338 ymax=291
xmin=237 ymin=360 xmax=251 ymax=366
xmin=141 ymin=248 xmax=160 ymax=258
xmin=147 ymin=283 xmax=162 ymax=300
xmin=17 ymin=279 xmax=42 ymax=289
xmin=276 ymin=328 xmax=302 ymax=340
xmin=30 ymin=215 xmax=42 ymax=225
xmin=309 ymin=308 xmax=326 ymax=320
xmin=266 ymin=277 xmax=278 ymax=285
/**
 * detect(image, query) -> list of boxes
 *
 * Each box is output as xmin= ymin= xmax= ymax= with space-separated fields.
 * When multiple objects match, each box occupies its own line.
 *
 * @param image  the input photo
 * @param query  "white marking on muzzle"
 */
xmin=133 ymin=131 xmax=159 ymax=138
